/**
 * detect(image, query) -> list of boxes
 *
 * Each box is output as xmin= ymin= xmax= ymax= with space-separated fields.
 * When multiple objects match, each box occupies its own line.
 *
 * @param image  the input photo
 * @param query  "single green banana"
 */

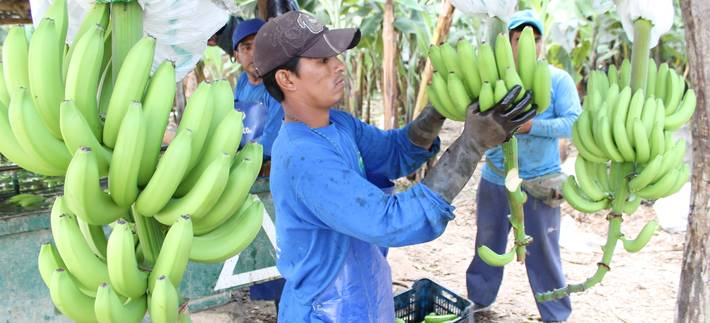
xmin=493 ymin=79 xmax=507 ymax=103
xmin=503 ymin=67 xmax=525 ymax=102
xmin=477 ymin=246 xmax=515 ymax=267
xmin=625 ymin=89 xmax=645 ymax=146
xmin=645 ymin=58 xmax=657 ymax=97
xmin=432 ymin=72 xmax=461 ymax=120
xmin=8 ymin=87 xmax=71 ymax=173
xmin=607 ymin=64 xmax=618 ymax=85
xmin=477 ymin=43 xmax=499 ymax=84
xmin=94 ymin=283 xmax=147 ymax=323
xmin=632 ymin=118 xmax=650 ymax=163
xmin=62 ymin=3 xmax=109 ymax=80
xmin=637 ymin=167 xmax=680 ymax=200
xmin=654 ymin=98 xmax=666 ymax=133
xmin=149 ymin=275 xmax=179 ymax=323
xmin=108 ymin=102 xmax=146 ymax=208
xmin=42 ymin=0 xmax=68 ymax=53
xmin=76 ymin=217 xmax=108 ymax=260
xmin=595 ymin=112 xmax=625 ymax=163
xmin=137 ymin=61 xmax=177 ymax=186
xmin=194 ymin=151 xmax=262 ymax=235
xmin=176 ymin=82 xmax=215 ymax=172
xmin=65 ymin=24 xmax=105 ymax=140
xmin=619 ymin=59 xmax=631 ymax=88
xmin=64 ymin=147 xmax=127 ymax=225
xmin=655 ymin=62 xmax=669 ymax=102
xmin=621 ymin=219 xmax=658 ymax=253
xmin=640 ymin=96 xmax=657 ymax=135
xmin=656 ymin=139 xmax=685 ymax=181
xmin=3 ymin=27 xmax=30 ymax=98
xmin=629 ymin=154 xmax=663 ymax=192
xmin=49 ymin=269 xmax=98 ymax=323
xmin=478 ymin=82 xmax=494 ymax=112
xmin=563 ymin=175 xmax=609 ymax=213
xmin=611 ymin=87 xmax=635 ymax=161
xmin=447 ymin=73 xmax=472 ymax=116
xmin=51 ymin=213 xmax=109 ymax=293
xmin=149 ymin=215 xmax=193 ymax=291
xmin=153 ymin=153 xmax=231 ymax=225
xmin=495 ymin=33 xmax=516 ymax=78
xmin=428 ymin=45 xmax=448 ymax=76
xmin=594 ymin=161 xmax=611 ymax=193
xmin=605 ymin=83 xmax=620 ymax=109
xmin=622 ymin=194 xmax=643 ymax=214
xmin=103 ymin=36 xmax=155 ymax=148
xmin=575 ymin=157 xmax=606 ymax=201
xmin=135 ymin=129 xmax=193 ymax=216
xmin=210 ymin=79 xmax=236 ymax=133
xmin=664 ymin=70 xmax=684 ymax=115
xmin=427 ymin=85 xmax=459 ymax=121
xmin=667 ymin=164 xmax=690 ymax=197
xmin=516 ymin=26 xmax=536 ymax=90
xmin=28 ymin=18 xmax=64 ymax=139
xmin=60 ymin=100 xmax=112 ymax=175
xmin=649 ymin=121 xmax=665 ymax=160
xmin=577 ymin=109 xmax=607 ymax=158
xmin=107 ymin=219 xmax=148 ymax=299
xmin=0 ymin=102 xmax=60 ymax=175
xmin=665 ymin=89 xmax=696 ymax=131
xmin=0 ymin=63 xmax=10 ymax=107
xmin=457 ymin=41 xmax=481 ymax=98
xmin=38 ymin=242 xmax=66 ymax=288
xmin=440 ymin=43 xmax=462 ymax=79
xmin=533 ymin=60 xmax=551 ymax=113
xmin=190 ymin=198 xmax=265 ymax=263
xmin=572 ymin=123 xmax=608 ymax=163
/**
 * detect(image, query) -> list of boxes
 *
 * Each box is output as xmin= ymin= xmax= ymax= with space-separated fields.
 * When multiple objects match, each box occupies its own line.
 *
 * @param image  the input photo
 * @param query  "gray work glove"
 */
xmin=407 ymin=105 xmax=445 ymax=149
xmin=423 ymin=85 xmax=535 ymax=203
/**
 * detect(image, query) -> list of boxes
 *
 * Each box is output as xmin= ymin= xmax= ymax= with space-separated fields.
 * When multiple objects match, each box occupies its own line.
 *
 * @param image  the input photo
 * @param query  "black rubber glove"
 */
xmin=407 ymin=105 xmax=446 ymax=149
xmin=422 ymin=85 xmax=535 ymax=203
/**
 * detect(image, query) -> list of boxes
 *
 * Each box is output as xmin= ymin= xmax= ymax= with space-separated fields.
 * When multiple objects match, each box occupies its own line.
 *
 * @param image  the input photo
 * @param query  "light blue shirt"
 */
xmin=482 ymin=65 xmax=582 ymax=185
xmin=270 ymin=109 xmax=454 ymax=320
xmin=234 ymin=72 xmax=284 ymax=157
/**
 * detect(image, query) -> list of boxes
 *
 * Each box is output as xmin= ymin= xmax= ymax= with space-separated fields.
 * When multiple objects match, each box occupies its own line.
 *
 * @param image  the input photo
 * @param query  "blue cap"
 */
xmin=233 ymin=18 xmax=266 ymax=50
xmin=507 ymin=10 xmax=543 ymax=36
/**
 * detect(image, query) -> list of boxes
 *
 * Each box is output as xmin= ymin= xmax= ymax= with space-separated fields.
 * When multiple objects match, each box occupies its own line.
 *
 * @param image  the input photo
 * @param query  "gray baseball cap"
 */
xmin=253 ymin=11 xmax=361 ymax=77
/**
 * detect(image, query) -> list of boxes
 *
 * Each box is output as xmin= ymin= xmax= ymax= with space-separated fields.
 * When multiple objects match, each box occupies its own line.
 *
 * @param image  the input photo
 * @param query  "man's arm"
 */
xmin=527 ymin=69 xmax=582 ymax=138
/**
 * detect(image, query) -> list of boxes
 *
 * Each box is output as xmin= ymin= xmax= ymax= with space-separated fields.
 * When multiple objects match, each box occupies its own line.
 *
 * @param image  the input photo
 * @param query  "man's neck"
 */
xmin=246 ymin=72 xmax=261 ymax=85
xmin=282 ymin=99 xmax=330 ymax=128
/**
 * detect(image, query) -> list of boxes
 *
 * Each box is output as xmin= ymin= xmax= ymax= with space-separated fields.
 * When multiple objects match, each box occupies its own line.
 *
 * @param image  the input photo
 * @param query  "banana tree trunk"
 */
xmin=382 ymin=0 xmax=398 ymax=129
xmin=677 ymin=1 xmax=710 ymax=322
xmin=412 ymin=1 xmax=455 ymax=119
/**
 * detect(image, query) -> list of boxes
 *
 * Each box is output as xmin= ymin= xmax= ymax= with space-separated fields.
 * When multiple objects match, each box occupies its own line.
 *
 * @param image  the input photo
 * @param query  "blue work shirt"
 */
xmin=234 ymin=72 xmax=284 ymax=157
xmin=482 ymin=65 xmax=581 ymax=185
xmin=270 ymin=109 xmax=454 ymax=320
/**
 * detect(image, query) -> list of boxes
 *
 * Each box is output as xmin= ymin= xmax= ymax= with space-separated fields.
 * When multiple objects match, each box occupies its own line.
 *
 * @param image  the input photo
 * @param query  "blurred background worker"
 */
xmin=465 ymin=10 xmax=582 ymax=323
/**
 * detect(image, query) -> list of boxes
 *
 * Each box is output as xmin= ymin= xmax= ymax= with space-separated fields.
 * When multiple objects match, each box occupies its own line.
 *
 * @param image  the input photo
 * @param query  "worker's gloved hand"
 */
xmin=407 ymin=105 xmax=445 ymax=149
xmin=423 ymin=85 xmax=535 ymax=203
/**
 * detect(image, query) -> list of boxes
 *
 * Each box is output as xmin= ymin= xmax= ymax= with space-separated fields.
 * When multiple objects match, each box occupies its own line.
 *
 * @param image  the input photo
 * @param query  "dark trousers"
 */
xmin=466 ymin=178 xmax=571 ymax=322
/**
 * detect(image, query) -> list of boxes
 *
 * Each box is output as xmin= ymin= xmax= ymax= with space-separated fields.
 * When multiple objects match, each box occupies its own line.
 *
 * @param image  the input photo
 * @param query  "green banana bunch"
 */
xmin=426 ymin=29 xmax=550 ymax=121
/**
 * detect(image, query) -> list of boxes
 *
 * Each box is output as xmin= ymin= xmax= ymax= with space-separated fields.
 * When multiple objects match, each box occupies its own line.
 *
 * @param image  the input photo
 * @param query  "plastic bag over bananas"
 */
xmin=450 ymin=0 xmax=517 ymax=20
xmin=614 ymin=0 xmax=674 ymax=48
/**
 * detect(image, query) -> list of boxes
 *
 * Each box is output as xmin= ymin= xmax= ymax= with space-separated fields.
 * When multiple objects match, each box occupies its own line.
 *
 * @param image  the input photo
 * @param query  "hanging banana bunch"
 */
xmin=537 ymin=2 xmax=694 ymax=301
xmin=0 ymin=1 xmax=265 ymax=321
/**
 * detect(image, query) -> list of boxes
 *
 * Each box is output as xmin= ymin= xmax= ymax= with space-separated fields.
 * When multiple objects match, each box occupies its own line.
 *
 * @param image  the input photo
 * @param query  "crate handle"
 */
xmin=438 ymin=289 xmax=458 ymax=304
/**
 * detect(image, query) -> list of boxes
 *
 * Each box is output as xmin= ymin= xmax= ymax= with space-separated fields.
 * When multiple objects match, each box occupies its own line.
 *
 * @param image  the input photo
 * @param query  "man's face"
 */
xmin=510 ymin=29 xmax=543 ymax=62
xmin=289 ymin=56 xmax=346 ymax=109
xmin=234 ymin=35 xmax=258 ymax=78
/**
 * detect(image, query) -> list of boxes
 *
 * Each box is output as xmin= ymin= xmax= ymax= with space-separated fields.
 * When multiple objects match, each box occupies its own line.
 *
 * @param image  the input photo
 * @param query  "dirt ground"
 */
xmin=195 ymin=119 xmax=685 ymax=323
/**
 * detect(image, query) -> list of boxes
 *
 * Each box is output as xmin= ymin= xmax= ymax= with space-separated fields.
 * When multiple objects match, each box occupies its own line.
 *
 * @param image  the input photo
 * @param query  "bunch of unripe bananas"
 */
xmin=0 ymin=1 xmax=264 ymax=322
xmin=427 ymin=26 xmax=551 ymax=120
xmin=565 ymin=58 xmax=695 ymax=215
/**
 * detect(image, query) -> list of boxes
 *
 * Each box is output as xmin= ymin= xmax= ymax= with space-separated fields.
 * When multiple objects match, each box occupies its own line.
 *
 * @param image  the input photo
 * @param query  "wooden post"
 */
xmin=257 ymin=0 xmax=269 ymax=20
xmin=412 ymin=1 xmax=455 ymax=119
xmin=382 ymin=0 xmax=398 ymax=129
xmin=677 ymin=2 xmax=710 ymax=322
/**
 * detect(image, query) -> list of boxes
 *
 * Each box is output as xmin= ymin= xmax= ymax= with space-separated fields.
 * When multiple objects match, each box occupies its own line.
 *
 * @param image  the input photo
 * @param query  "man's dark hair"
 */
xmin=509 ymin=23 xmax=542 ymax=38
xmin=263 ymin=56 xmax=301 ymax=102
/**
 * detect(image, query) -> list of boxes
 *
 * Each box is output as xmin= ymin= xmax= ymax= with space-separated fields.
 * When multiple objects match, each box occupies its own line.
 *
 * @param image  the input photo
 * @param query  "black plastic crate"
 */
xmin=393 ymin=278 xmax=473 ymax=323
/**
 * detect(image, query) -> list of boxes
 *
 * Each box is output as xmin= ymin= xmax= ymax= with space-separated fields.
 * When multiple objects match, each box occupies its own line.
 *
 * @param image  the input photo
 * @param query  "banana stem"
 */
xmin=630 ymin=19 xmax=652 ymax=92
xmin=535 ymin=166 xmax=630 ymax=302
xmin=502 ymin=138 xmax=530 ymax=262
xmin=110 ymin=0 xmax=143 ymax=85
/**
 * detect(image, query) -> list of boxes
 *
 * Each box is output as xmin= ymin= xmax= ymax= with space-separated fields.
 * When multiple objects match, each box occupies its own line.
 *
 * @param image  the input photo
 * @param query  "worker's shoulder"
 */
xmin=547 ymin=64 xmax=574 ymax=84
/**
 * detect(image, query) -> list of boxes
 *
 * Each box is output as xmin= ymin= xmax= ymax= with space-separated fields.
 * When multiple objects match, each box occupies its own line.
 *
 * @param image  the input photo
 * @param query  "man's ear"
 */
xmin=276 ymin=69 xmax=297 ymax=93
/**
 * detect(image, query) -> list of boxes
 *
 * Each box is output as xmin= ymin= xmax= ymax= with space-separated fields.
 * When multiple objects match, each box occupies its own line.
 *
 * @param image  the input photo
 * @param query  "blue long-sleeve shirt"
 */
xmin=234 ymin=72 xmax=284 ymax=157
xmin=270 ymin=109 xmax=454 ymax=305
xmin=482 ymin=65 xmax=582 ymax=185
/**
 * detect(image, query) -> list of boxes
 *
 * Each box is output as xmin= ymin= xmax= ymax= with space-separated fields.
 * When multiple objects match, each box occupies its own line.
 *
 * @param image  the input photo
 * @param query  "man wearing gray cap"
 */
xmin=253 ymin=10 xmax=536 ymax=321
